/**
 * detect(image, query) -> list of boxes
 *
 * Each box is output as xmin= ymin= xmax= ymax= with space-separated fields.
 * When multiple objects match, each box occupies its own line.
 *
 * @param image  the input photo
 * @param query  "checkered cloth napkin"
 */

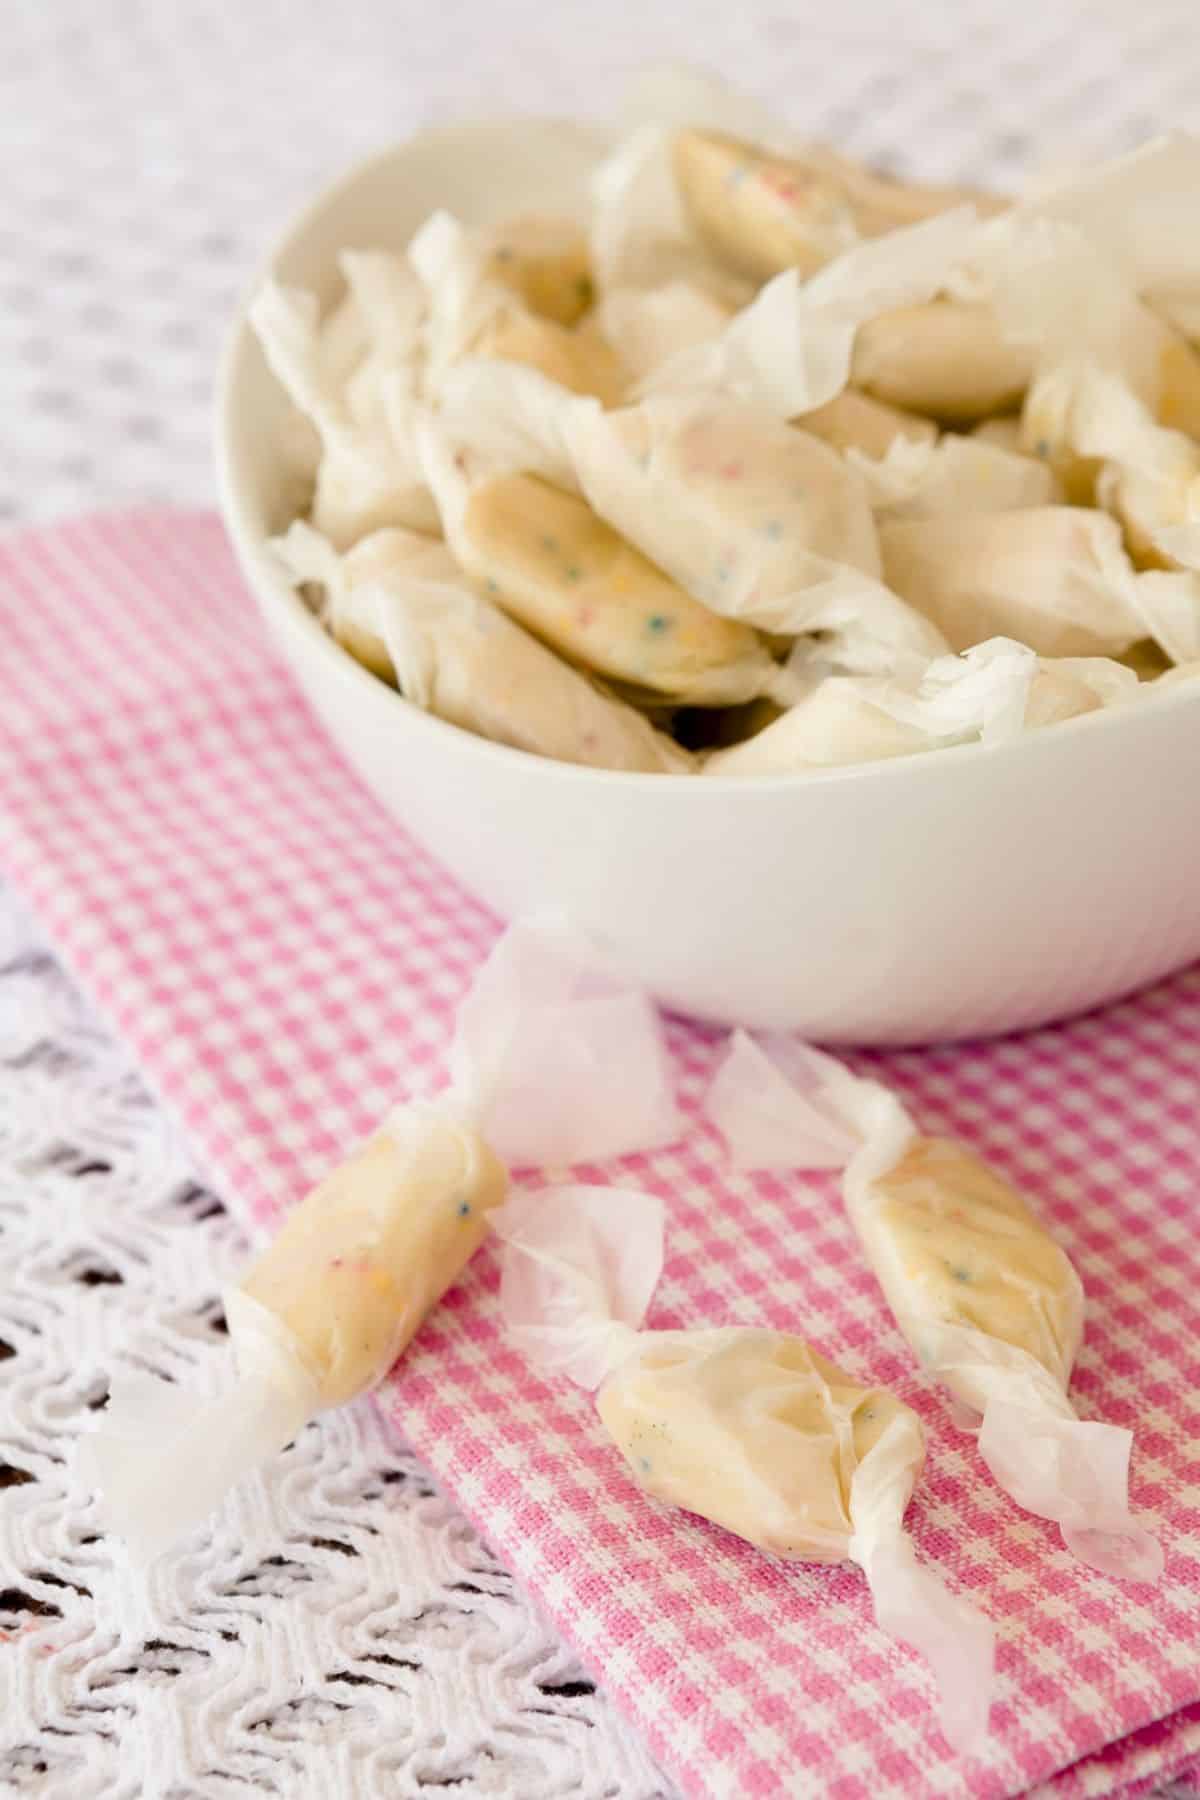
xmin=2 ymin=508 xmax=1199 ymax=1800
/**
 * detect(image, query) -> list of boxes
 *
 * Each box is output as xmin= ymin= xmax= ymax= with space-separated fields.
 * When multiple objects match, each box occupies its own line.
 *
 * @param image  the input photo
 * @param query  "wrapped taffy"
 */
xmin=641 ymin=158 xmax=1200 ymax=433
xmin=639 ymin=204 xmax=984 ymax=419
xmin=479 ymin=212 xmax=595 ymax=325
xmin=671 ymin=126 xmax=1005 ymax=285
xmin=594 ymin=279 xmax=735 ymax=384
xmin=848 ymin=433 xmax=1061 ymax=522
xmin=849 ymin=300 xmax=1033 ymax=425
xmin=491 ymin=1185 xmax=995 ymax=1750
xmin=274 ymin=518 xmax=459 ymax=680
xmin=272 ymin=521 xmax=692 ymax=773
xmin=436 ymin=359 xmax=947 ymax=670
xmin=82 ymin=920 xmax=681 ymax=1562
xmin=706 ymin=1033 xmax=1164 ymax=1582
xmin=705 ymin=638 xmax=1137 ymax=776
xmin=1013 ymin=132 xmax=1200 ymax=352
xmin=1021 ymin=362 xmax=1200 ymax=571
xmin=590 ymin=121 xmax=757 ymax=307
xmin=410 ymin=210 xmax=625 ymax=403
xmin=881 ymin=507 xmax=1200 ymax=663
xmin=798 ymin=389 xmax=938 ymax=459
xmin=417 ymin=410 xmax=798 ymax=706
xmin=984 ymin=215 xmax=1200 ymax=443
xmin=250 ymin=270 xmax=439 ymax=547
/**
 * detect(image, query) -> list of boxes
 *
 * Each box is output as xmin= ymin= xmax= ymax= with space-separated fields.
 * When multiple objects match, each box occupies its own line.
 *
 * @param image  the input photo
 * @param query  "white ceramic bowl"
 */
xmin=216 ymin=121 xmax=1200 ymax=1045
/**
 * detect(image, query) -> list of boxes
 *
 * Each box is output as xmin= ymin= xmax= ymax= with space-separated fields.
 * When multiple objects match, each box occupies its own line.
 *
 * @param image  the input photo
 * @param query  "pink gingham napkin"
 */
xmin=2 ymin=508 xmax=1199 ymax=1800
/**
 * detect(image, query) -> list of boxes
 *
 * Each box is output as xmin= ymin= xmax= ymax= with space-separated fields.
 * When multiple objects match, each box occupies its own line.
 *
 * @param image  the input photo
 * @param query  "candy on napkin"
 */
xmin=81 ymin=920 xmax=681 ymax=1563
xmin=272 ymin=521 xmax=693 ymax=773
xmin=491 ymin=1184 xmax=996 ymax=1751
xmin=704 ymin=637 xmax=1137 ymax=775
xmin=705 ymin=1032 xmax=1164 ymax=1582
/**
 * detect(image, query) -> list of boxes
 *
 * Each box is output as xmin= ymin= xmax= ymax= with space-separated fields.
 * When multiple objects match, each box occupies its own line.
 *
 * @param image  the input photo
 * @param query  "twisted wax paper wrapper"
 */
xmin=703 ymin=636 xmax=1138 ymax=775
xmin=491 ymin=1185 xmax=996 ymax=1752
xmin=272 ymin=520 xmax=692 ymax=773
xmin=434 ymin=357 xmax=947 ymax=677
xmin=705 ymin=1032 xmax=1164 ymax=1583
xmin=82 ymin=919 xmax=680 ymax=1563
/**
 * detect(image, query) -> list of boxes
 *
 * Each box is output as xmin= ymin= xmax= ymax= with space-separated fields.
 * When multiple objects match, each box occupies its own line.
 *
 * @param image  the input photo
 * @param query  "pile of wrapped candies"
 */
xmin=254 ymin=74 xmax=1200 ymax=774
xmin=85 ymin=918 xmax=1163 ymax=1752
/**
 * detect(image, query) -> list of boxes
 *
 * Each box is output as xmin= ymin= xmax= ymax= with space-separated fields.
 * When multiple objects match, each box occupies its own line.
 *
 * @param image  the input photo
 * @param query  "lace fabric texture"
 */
xmin=3 ymin=1 xmax=1200 ymax=1795
xmin=0 ymin=884 xmax=668 ymax=1798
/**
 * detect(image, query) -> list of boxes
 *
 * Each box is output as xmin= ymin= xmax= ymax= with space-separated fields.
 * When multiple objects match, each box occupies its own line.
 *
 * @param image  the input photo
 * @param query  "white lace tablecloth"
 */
xmin=2 ymin=3 xmax=1198 ymax=1795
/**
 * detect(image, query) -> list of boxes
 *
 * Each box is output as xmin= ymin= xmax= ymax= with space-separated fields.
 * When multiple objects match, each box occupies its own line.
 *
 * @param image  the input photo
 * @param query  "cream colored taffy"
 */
xmin=671 ymin=127 xmax=1005 ymax=286
xmin=435 ymin=360 xmax=945 ymax=674
xmin=798 ymin=390 xmax=938 ymax=459
xmin=705 ymin=1033 xmax=1164 ymax=1582
xmin=1021 ymin=363 xmax=1200 ymax=571
xmin=481 ymin=212 xmax=596 ymax=325
xmin=704 ymin=639 xmax=1136 ymax=775
xmin=273 ymin=522 xmax=693 ymax=773
xmin=409 ymin=211 xmax=626 ymax=403
xmin=82 ymin=921 xmax=681 ymax=1563
xmin=492 ymin=1185 xmax=995 ymax=1751
xmin=417 ymin=413 xmax=794 ymax=705
xmin=590 ymin=122 xmax=757 ymax=305
xmin=850 ymin=300 xmax=1034 ymax=424
xmin=848 ymin=432 xmax=1060 ymax=521
xmin=638 ymin=204 xmax=990 ymax=417
xmin=881 ymin=506 xmax=1200 ymax=663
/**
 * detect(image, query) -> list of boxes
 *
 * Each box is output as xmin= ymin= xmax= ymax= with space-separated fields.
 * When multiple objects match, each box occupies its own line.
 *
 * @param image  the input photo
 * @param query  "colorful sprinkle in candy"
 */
xmin=761 ymin=519 xmax=784 ymax=540
xmin=540 ymin=534 xmax=559 ymax=552
xmin=565 ymin=565 xmax=582 ymax=582
xmin=719 ymin=461 xmax=744 ymax=481
xmin=646 ymin=613 xmax=671 ymax=634
xmin=458 ymin=1201 xmax=472 ymax=1217
xmin=725 ymin=163 xmax=751 ymax=191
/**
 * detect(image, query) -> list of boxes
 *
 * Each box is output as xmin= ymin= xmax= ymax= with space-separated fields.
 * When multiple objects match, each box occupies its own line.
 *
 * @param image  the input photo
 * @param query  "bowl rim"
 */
xmin=214 ymin=125 xmax=1200 ymax=797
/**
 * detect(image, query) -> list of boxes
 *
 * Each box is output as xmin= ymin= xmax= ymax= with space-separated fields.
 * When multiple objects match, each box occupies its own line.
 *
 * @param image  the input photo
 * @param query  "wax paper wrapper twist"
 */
xmin=491 ymin=1185 xmax=996 ymax=1751
xmin=81 ymin=919 xmax=680 ymax=1563
xmin=705 ymin=1031 xmax=1164 ymax=1583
